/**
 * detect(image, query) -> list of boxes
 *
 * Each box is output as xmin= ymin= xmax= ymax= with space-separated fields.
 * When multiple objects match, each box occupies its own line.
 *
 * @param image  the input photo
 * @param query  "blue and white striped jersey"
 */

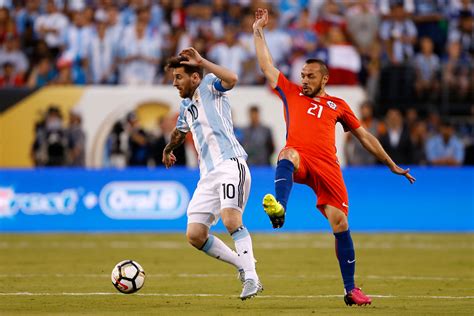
xmin=176 ymin=73 xmax=247 ymax=176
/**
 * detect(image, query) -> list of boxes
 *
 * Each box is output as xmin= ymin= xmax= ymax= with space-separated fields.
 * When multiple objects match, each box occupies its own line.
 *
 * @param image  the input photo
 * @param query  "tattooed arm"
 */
xmin=253 ymin=8 xmax=280 ymax=88
xmin=162 ymin=128 xmax=187 ymax=168
xmin=352 ymin=126 xmax=416 ymax=184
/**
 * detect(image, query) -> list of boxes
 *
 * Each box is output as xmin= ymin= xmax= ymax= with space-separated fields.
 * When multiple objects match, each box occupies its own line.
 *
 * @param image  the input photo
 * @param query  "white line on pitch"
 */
xmin=1 ymin=273 xmax=471 ymax=282
xmin=0 ymin=292 xmax=473 ymax=299
xmin=0 ymin=241 xmax=472 ymax=250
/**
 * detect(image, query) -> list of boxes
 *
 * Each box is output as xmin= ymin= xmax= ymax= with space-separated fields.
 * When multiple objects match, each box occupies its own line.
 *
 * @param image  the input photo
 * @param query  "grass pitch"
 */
xmin=1 ymin=233 xmax=473 ymax=315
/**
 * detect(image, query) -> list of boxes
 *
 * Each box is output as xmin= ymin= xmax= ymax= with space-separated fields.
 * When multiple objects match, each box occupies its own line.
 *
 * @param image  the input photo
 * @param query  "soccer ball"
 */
xmin=111 ymin=260 xmax=146 ymax=294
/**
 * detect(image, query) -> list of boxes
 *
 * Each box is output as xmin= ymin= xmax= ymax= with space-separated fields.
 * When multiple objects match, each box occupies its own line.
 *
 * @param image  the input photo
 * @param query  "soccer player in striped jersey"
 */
xmin=163 ymin=47 xmax=262 ymax=300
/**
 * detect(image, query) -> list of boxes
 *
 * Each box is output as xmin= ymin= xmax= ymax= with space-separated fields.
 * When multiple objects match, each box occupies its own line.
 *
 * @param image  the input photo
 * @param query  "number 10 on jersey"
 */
xmin=307 ymin=102 xmax=323 ymax=118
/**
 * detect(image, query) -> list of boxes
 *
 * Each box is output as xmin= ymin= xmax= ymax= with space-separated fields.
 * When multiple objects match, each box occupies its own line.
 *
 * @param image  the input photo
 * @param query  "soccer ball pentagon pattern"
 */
xmin=111 ymin=260 xmax=146 ymax=294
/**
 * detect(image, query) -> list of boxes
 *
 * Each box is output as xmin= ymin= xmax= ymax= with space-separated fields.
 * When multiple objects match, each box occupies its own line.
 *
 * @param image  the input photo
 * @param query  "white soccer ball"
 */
xmin=111 ymin=260 xmax=146 ymax=294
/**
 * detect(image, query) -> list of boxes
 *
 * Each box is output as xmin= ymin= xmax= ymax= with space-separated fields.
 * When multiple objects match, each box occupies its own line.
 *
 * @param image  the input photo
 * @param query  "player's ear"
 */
xmin=322 ymin=74 xmax=329 ymax=85
xmin=191 ymin=72 xmax=200 ymax=83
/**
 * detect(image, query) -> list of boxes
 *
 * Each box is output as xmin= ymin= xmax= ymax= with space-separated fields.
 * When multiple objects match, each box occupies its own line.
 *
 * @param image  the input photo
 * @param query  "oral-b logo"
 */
xmin=0 ymin=187 xmax=79 ymax=217
xmin=99 ymin=181 xmax=189 ymax=220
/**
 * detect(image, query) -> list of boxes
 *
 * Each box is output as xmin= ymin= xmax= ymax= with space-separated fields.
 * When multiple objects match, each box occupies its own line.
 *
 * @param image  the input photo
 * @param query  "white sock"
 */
xmin=200 ymin=235 xmax=242 ymax=270
xmin=231 ymin=226 xmax=258 ymax=281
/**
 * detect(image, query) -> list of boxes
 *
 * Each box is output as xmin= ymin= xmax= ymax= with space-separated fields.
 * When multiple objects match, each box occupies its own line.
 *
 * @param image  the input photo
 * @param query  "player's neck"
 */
xmin=315 ymin=89 xmax=327 ymax=98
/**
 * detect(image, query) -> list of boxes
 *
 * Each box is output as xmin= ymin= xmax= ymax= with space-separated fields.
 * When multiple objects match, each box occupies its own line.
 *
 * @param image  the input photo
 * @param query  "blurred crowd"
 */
xmin=17 ymin=0 xmax=472 ymax=167
xmin=345 ymin=102 xmax=474 ymax=166
xmin=0 ymin=0 xmax=472 ymax=110
xmin=31 ymin=102 xmax=473 ymax=168
xmin=31 ymin=105 xmax=85 ymax=166
xmin=31 ymin=104 xmax=275 ymax=167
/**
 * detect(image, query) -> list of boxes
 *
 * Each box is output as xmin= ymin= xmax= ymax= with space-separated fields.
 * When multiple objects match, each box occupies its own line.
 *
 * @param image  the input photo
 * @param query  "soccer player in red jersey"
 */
xmin=253 ymin=8 xmax=416 ymax=306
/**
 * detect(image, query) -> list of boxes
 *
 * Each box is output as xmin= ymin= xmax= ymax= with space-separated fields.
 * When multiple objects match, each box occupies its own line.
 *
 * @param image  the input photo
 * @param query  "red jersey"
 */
xmin=274 ymin=72 xmax=360 ymax=162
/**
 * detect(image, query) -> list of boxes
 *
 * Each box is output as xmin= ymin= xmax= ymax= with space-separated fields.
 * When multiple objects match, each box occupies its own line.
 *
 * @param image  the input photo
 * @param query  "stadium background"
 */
xmin=0 ymin=0 xmax=473 ymax=314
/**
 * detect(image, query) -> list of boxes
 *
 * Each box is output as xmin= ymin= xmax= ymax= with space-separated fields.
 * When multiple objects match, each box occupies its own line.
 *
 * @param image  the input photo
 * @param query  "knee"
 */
xmin=279 ymin=149 xmax=300 ymax=170
xmin=221 ymin=208 xmax=242 ymax=233
xmin=186 ymin=230 xmax=207 ymax=249
xmin=331 ymin=217 xmax=349 ymax=233
xmin=222 ymin=216 xmax=241 ymax=234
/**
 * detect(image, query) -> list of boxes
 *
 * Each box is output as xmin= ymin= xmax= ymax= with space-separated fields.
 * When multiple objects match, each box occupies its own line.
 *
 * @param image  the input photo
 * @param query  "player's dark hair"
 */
xmin=305 ymin=59 xmax=329 ymax=76
xmin=166 ymin=56 xmax=203 ymax=79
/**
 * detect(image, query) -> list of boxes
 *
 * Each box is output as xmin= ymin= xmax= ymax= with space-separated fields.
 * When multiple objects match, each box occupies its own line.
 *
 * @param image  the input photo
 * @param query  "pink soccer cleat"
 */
xmin=344 ymin=288 xmax=372 ymax=306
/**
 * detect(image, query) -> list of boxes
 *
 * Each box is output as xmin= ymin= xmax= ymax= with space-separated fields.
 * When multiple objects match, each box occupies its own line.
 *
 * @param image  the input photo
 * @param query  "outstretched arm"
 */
xmin=253 ymin=8 xmax=280 ymax=88
xmin=351 ymin=126 xmax=416 ymax=184
xmin=179 ymin=47 xmax=238 ymax=90
xmin=163 ymin=128 xmax=187 ymax=168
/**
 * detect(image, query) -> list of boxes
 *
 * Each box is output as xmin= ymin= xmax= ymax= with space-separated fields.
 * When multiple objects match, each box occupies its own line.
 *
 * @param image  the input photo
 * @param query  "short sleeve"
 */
xmin=204 ymin=73 xmax=229 ymax=95
xmin=176 ymin=102 xmax=190 ymax=133
xmin=338 ymin=101 xmax=361 ymax=132
xmin=273 ymin=72 xmax=299 ymax=102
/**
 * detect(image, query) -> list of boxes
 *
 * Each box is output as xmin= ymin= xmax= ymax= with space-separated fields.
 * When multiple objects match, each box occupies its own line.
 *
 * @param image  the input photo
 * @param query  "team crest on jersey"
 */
xmin=327 ymin=101 xmax=337 ymax=110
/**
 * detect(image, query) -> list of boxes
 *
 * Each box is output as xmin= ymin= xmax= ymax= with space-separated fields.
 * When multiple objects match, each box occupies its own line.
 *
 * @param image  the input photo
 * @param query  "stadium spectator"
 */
xmin=66 ymin=110 xmax=86 ymax=166
xmin=34 ymin=0 xmax=69 ymax=57
xmin=345 ymin=0 xmax=380 ymax=57
xmin=364 ymin=40 xmax=382 ymax=101
xmin=377 ymin=0 xmax=414 ymax=17
xmin=313 ymin=0 xmax=347 ymax=46
xmin=288 ymin=8 xmax=318 ymax=56
xmin=31 ymin=106 xmax=68 ymax=167
xmin=242 ymin=105 xmax=274 ymax=166
xmin=0 ymin=61 xmax=24 ymax=87
xmin=345 ymin=101 xmax=382 ymax=166
xmin=426 ymin=120 xmax=465 ymax=166
xmin=88 ymin=19 xmax=116 ymax=84
xmin=119 ymin=6 xmax=161 ymax=85
xmin=448 ymin=10 xmax=474 ymax=57
xmin=410 ymin=119 xmax=429 ymax=165
xmin=414 ymin=36 xmax=440 ymax=102
xmin=105 ymin=120 xmax=127 ymax=168
xmin=125 ymin=111 xmax=150 ymax=166
xmin=0 ymin=7 xmax=16 ymax=45
xmin=278 ymin=0 xmax=308 ymax=27
xmin=151 ymin=114 xmax=186 ymax=167
xmin=326 ymin=26 xmax=361 ymax=85
xmin=62 ymin=10 xmax=93 ymax=63
xmin=379 ymin=3 xmax=417 ymax=108
xmin=27 ymin=56 xmax=56 ymax=88
xmin=412 ymin=0 xmax=447 ymax=55
xmin=379 ymin=108 xmax=413 ymax=165
xmin=237 ymin=13 xmax=261 ymax=84
xmin=105 ymin=5 xmax=124 ymax=54
xmin=14 ymin=0 xmax=40 ymax=37
xmin=379 ymin=2 xmax=417 ymax=65
xmin=442 ymin=41 xmax=471 ymax=101
xmin=0 ymin=33 xmax=28 ymax=78
xmin=262 ymin=9 xmax=292 ymax=74
xmin=448 ymin=0 xmax=474 ymax=30
xmin=208 ymin=25 xmax=249 ymax=80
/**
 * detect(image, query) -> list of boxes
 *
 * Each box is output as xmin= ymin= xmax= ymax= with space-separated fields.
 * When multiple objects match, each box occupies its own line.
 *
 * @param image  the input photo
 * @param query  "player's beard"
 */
xmin=303 ymin=85 xmax=323 ymax=98
xmin=302 ymin=78 xmax=324 ymax=98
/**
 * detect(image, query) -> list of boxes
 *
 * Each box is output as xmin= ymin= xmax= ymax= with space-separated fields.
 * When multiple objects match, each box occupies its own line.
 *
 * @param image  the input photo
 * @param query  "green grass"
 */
xmin=1 ymin=233 xmax=473 ymax=315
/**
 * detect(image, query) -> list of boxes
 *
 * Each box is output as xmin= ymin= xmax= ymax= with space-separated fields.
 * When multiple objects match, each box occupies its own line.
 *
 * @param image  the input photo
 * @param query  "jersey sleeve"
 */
xmin=176 ymin=101 xmax=190 ymax=133
xmin=338 ymin=101 xmax=361 ymax=132
xmin=204 ymin=73 xmax=230 ymax=95
xmin=273 ymin=72 xmax=294 ymax=98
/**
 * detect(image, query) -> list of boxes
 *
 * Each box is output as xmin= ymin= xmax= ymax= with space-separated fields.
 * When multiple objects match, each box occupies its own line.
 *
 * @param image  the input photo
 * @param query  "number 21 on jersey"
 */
xmin=307 ymin=102 xmax=323 ymax=118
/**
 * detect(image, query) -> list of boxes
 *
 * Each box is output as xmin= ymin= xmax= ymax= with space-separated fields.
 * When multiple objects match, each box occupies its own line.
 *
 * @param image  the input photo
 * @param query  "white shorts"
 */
xmin=187 ymin=157 xmax=251 ymax=227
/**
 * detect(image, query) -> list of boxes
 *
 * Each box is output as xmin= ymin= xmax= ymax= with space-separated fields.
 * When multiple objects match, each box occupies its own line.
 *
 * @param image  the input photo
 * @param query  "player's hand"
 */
xmin=179 ymin=47 xmax=203 ymax=66
xmin=390 ymin=165 xmax=416 ymax=184
xmin=253 ymin=8 xmax=268 ymax=30
xmin=162 ymin=151 xmax=177 ymax=169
